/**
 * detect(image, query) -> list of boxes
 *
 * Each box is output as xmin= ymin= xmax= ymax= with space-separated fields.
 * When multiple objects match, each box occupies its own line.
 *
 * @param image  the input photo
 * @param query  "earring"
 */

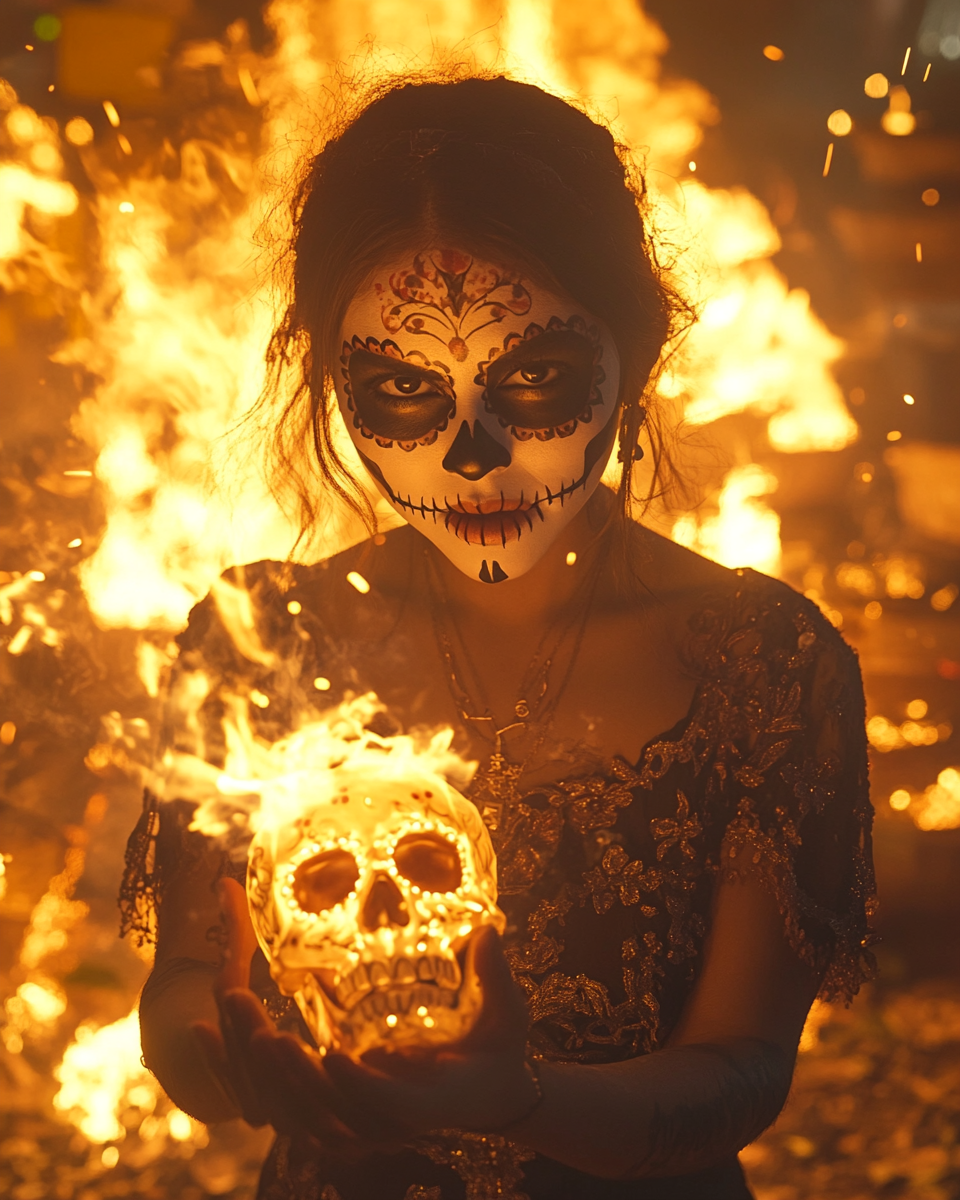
xmin=619 ymin=406 xmax=648 ymax=463
xmin=633 ymin=403 xmax=648 ymax=458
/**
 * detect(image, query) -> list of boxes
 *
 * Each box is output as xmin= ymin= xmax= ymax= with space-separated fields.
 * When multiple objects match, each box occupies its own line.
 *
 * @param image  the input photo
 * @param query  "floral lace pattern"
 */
xmin=120 ymin=563 xmax=876 ymax=1200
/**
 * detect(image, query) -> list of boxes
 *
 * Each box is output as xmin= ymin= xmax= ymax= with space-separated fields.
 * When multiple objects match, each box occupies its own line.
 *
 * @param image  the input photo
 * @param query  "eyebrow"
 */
xmin=484 ymin=327 xmax=593 ymax=382
xmin=347 ymin=350 xmax=445 ymax=378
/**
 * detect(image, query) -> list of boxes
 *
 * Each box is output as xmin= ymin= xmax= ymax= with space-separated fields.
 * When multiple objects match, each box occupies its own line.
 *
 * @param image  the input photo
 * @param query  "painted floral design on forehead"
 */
xmin=339 ymin=335 xmax=455 ymax=451
xmin=475 ymin=314 xmax=606 ymax=442
xmin=377 ymin=249 xmax=532 ymax=362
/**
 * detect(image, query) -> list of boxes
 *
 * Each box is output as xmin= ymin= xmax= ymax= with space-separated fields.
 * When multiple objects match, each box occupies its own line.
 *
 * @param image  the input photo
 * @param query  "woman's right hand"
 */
xmin=191 ymin=879 xmax=370 ymax=1155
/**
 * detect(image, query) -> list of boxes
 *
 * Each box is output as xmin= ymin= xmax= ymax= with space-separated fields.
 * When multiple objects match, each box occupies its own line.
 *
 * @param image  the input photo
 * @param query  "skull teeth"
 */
xmin=356 ymin=985 xmax=459 ymax=1022
xmin=333 ymin=955 xmax=461 ymax=1010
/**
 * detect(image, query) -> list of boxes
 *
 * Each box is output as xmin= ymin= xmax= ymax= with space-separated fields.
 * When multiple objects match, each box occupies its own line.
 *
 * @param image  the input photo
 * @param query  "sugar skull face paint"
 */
xmin=336 ymin=248 xmax=622 ymax=584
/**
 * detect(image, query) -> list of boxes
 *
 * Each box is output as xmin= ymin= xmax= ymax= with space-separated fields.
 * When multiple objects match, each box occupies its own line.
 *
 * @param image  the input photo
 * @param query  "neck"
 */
xmin=427 ymin=487 xmax=618 ymax=630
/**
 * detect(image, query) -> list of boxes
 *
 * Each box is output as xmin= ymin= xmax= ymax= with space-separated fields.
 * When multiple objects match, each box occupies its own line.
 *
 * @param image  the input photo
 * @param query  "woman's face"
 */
xmin=335 ymin=247 xmax=621 ymax=584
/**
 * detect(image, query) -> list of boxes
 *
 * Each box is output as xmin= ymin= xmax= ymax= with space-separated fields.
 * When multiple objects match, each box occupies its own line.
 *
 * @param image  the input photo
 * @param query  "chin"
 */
xmin=410 ymin=501 xmax=582 ymax=585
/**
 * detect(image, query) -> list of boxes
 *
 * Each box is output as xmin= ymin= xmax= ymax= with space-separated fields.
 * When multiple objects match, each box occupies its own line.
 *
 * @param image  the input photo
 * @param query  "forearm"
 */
xmin=510 ymin=1037 xmax=793 ymax=1179
xmin=139 ymin=956 xmax=241 ymax=1124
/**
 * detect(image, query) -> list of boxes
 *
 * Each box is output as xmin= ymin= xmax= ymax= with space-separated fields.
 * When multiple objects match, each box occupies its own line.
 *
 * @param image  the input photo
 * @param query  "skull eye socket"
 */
xmin=394 ymin=831 xmax=462 ymax=892
xmin=293 ymin=848 xmax=359 ymax=912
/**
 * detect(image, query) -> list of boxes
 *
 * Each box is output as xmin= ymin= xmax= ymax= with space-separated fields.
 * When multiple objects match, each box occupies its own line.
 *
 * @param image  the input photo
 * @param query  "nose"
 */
xmin=360 ymin=873 xmax=410 ymax=931
xmin=441 ymin=420 xmax=511 ymax=481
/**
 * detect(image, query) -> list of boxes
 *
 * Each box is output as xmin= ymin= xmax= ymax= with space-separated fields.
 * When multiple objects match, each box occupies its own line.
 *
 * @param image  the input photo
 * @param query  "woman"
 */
xmin=121 ymin=76 xmax=876 ymax=1199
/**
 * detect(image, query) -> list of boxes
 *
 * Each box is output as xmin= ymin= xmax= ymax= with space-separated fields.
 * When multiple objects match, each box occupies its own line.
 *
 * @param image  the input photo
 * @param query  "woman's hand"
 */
xmin=322 ymin=924 xmax=538 ymax=1138
xmin=191 ymin=878 xmax=363 ymax=1154
xmin=192 ymin=878 xmax=537 ymax=1147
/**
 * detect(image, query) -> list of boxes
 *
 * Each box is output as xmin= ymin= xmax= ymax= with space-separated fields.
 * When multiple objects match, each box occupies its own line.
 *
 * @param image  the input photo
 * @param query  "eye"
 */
xmin=517 ymin=364 xmax=555 ymax=386
xmin=382 ymin=375 xmax=426 ymax=396
xmin=293 ymin=848 xmax=359 ymax=912
xmin=394 ymin=831 xmax=462 ymax=893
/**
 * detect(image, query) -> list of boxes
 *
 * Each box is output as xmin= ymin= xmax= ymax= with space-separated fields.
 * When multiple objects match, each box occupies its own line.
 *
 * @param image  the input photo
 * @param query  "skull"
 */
xmin=246 ymin=764 xmax=505 ymax=1057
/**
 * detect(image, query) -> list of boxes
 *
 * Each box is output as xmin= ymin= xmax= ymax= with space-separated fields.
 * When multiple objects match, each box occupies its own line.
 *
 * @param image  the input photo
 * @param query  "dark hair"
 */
xmin=260 ymin=73 xmax=686 ymax=545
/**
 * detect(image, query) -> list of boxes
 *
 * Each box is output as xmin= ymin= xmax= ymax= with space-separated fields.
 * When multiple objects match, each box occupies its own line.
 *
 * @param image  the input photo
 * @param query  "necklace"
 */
xmin=425 ymin=545 xmax=605 ymax=832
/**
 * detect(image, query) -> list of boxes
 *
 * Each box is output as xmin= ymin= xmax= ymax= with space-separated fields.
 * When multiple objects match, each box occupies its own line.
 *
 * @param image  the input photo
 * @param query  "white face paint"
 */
xmin=335 ymin=247 xmax=621 ymax=584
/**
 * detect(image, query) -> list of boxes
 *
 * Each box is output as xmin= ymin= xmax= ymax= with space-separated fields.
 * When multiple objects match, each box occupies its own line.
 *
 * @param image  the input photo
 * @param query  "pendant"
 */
xmin=471 ymin=751 xmax=526 ymax=835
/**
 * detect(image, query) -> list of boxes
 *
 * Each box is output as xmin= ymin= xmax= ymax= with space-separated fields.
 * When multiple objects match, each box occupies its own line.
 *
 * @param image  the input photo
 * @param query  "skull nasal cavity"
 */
xmin=294 ymin=848 xmax=359 ymax=912
xmin=361 ymin=874 xmax=410 ymax=930
xmin=441 ymin=420 xmax=511 ymax=481
xmin=394 ymin=832 xmax=462 ymax=892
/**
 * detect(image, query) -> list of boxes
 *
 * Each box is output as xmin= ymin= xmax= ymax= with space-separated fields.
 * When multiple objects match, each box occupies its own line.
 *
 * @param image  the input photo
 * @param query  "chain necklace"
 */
xmin=425 ymin=545 xmax=606 ymax=832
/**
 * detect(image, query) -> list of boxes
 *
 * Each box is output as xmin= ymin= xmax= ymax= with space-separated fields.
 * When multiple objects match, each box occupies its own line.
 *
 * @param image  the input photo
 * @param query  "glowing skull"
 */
xmin=246 ymin=765 xmax=505 ymax=1057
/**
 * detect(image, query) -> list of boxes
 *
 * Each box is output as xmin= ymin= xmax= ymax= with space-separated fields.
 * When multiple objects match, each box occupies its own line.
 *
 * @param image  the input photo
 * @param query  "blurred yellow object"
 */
xmin=931 ymin=584 xmax=958 ymax=612
xmin=58 ymin=8 xmax=174 ymax=107
xmin=906 ymin=699 xmax=928 ymax=719
xmin=889 ymin=789 xmax=912 ymax=811
xmin=914 ymin=768 xmax=960 ymax=831
xmin=864 ymin=72 xmax=889 ymax=98
xmin=827 ymin=109 xmax=853 ymax=136
xmin=882 ymin=86 xmax=916 ymax=136
xmin=64 ymin=117 xmax=93 ymax=146
xmin=886 ymin=443 xmax=960 ymax=547
xmin=763 ymin=45 xmax=784 ymax=61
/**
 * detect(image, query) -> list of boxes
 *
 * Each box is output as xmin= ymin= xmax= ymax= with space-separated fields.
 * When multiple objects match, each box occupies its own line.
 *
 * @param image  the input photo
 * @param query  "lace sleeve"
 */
xmin=118 ymin=789 xmax=162 ymax=947
xmin=119 ymin=793 xmax=215 ymax=947
xmin=716 ymin=578 xmax=877 ymax=1004
xmin=117 ymin=560 xmax=320 ymax=947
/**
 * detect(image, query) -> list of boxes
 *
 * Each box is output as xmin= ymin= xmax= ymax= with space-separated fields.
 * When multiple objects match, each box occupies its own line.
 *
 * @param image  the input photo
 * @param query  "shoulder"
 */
xmin=176 ymin=525 xmax=414 ymax=656
xmin=624 ymin=525 xmax=862 ymax=703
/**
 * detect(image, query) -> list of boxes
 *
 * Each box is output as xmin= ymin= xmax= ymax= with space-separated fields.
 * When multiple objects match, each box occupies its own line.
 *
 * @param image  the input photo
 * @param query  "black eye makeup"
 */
xmin=475 ymin=321 xmax=606 ymax=440
xmin=340 ymin=340 xmax=456 ymax=449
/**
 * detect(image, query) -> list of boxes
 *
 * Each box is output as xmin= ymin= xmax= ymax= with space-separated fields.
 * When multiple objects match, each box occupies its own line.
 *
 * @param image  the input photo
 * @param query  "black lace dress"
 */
xmin=121 ymin=562 xmax=876 ymax=1200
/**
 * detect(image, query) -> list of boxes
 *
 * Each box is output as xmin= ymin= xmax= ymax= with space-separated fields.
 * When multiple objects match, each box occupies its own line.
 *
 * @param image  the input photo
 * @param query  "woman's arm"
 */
xmin=138 ymin=848 xmax=246 ymax=1124
xmin=508 ymin=854 xmax=820 ymax=1177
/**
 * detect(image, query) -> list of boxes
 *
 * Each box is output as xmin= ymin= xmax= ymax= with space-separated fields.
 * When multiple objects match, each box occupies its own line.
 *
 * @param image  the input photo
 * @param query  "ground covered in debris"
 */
xmin=746 ymin=982 xmax=960 ymax=1200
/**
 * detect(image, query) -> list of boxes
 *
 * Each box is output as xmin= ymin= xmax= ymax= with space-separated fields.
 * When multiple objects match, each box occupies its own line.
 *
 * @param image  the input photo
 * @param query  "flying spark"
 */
xmin=347 ymin=571 xmax=371 ymax=594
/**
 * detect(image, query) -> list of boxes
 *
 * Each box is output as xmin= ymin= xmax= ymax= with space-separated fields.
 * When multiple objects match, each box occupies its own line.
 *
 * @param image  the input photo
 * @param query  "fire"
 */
xmin=672 ymin=464 xmax=781 ymax=576
xmin=2 ymin=978 xmax=67 ymax=1053
xmin=867 ymin=713 xmax=952 ymax=752
xmin=0 ymin=92 xmax=77 ymax=268
xmin=888 ymin=769 xmax=960 ymax=832
xmin=52 ymin=1007 xmax=205 ymax=1148
xmin=179 ymin=691 xmax=474 ymax=852
xmin=652 ymin=182 xmax=856 ymax=454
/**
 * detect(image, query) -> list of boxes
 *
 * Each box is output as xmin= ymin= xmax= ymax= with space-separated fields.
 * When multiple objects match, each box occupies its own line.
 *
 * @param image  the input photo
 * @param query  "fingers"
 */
xmin=193 ymin=1019 xmax=268 ymax=1128
xmin=462 ymin=926 xmax=528 ymax=1049
xmin=208 ymin=992 xmax=273 ymax=1127
xmin=216 ymin=878 xmax=258 ymax=994
xmin=216 ymin=990 xmax=362 ymax=1151
xmin=250 ymin=1034 xmax=365 ymax=1145
xmin=322 ymin=1054 xmax=413 ymax=1145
